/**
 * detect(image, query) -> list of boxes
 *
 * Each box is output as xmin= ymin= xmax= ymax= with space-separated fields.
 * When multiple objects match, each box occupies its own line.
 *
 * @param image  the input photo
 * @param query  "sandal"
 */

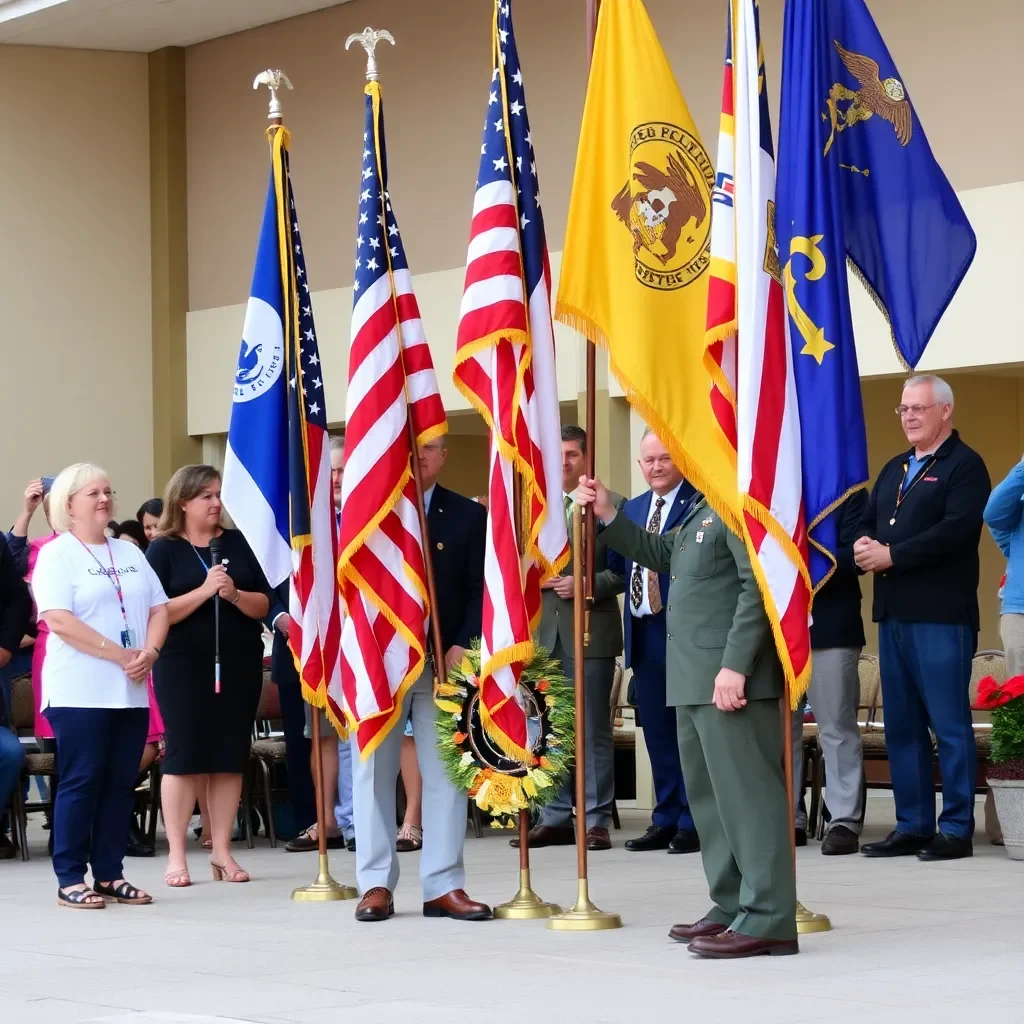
xmin=164 ymin=868 xmax=192 ymax=888
xmin=93 ymin=880 xmax=153 ymax=905
xmin=196 ymin=832 xmax=213 ymax=850
xmin=396 ymin=823 xmax=423 ymax=853
xmin=57 ymin=886 xmax=106 ymax=910
xmin=211 ymin=860 xmax=250 ymax=883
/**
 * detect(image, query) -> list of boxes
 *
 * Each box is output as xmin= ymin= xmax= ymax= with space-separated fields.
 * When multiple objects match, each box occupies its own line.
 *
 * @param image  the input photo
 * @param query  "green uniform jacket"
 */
xmin=601 ymin=496 xmax=783 ymax=704
xmin=534 ymin=491 xmax=625 ymax=660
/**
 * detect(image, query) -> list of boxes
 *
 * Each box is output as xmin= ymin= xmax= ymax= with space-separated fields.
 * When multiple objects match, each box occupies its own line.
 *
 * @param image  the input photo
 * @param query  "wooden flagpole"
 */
xmin=548 ymin=0 xmax=621 ymax=932
xmin=494 ymin=472 xmax=561 ymax=919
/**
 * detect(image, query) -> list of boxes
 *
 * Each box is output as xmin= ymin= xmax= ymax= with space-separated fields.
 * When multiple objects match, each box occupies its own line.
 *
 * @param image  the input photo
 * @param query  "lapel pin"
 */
xmin=695 ymin=530 xmax=705 ymax=543
xmin=701 ymin=516 xmax=713 ymax=526
xmin=436 ymin=541 xmax=444 ymax=551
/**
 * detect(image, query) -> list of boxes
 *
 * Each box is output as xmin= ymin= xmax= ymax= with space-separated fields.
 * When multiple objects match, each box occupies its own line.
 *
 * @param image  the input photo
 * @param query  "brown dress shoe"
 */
xmin=668 ymin=917 xmax=728 ymax=943
xmin=355 ymin=887 xmax=394 ymax=922
xmin=688 ymin=930 xmax=799 ymax=959
xmin=509 ymin=824 xmax=575 ymax=849
xmin=586 ymin=826 xmax=611 ymax=851
xmin=423 ymin=889 xmax=493 ymax=921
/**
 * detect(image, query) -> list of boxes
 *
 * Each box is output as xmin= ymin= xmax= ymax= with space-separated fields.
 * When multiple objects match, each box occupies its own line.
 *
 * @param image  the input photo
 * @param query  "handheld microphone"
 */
xmin=209 ymin=536 xmax=223 ymax=695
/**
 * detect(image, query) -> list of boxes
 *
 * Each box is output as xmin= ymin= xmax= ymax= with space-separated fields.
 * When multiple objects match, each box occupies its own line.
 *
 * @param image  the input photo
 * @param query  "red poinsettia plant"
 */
xmin=975 ymin=675 xmax=1024 ymax=780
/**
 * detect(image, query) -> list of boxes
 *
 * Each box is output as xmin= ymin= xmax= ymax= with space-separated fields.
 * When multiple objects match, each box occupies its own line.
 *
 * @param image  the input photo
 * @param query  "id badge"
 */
xmin=120 ymin=628 xmax=137 ymax=650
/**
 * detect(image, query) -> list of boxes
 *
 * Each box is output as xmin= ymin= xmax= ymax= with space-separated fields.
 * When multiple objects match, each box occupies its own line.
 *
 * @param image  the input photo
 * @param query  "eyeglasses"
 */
xmin=895 ymin=404 xmax=938 ymax=418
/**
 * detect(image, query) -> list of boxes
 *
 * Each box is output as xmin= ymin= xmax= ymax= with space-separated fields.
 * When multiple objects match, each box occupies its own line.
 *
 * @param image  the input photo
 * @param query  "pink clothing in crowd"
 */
xmin=26 ymin=534 xmax=57 ymax=740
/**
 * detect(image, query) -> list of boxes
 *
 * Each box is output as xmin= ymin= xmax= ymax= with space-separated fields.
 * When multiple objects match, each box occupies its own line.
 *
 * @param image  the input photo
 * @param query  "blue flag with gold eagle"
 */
xmin=777 ymin=0 xmax=975 ymax=589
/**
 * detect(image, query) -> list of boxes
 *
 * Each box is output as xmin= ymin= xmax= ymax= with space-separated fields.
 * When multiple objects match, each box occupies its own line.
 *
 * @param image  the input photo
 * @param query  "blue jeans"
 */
xmin=877 ymin=620 xmax=976 ymax=839
xmin=46 ymin=707 xmax=149 ymax=887
xmin=0 ymin=725 xmax=24 ymax=836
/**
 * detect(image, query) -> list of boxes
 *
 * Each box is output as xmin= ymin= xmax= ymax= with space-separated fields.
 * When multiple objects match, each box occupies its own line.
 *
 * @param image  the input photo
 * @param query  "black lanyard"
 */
xmin=890 ymin=456 xmax=937 ymax=526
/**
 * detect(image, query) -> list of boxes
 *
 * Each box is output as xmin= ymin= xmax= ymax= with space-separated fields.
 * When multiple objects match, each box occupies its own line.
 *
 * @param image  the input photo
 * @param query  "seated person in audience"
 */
xmin=0 ymin=533 xmax=32 ymax=859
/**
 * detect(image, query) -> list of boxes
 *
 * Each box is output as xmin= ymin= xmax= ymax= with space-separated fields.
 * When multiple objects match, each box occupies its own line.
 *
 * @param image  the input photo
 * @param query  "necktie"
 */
xmin=631 ymin=496 xmax=665 ymax=614
xmin=564 ymin=493 xmax=573 ymax=529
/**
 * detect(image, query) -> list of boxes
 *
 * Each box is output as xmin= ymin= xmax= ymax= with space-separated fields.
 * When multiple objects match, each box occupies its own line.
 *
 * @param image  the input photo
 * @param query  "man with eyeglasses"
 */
xmin=854 ymin=374 xmax=990 ymax=861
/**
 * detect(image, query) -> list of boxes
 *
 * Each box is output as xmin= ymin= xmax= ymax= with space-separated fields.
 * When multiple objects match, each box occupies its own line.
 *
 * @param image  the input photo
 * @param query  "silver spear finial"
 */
xmin=253 ymin=69 xmax=294 ymax=120
xmin=345 ymin=27 xmax=395 ymax=82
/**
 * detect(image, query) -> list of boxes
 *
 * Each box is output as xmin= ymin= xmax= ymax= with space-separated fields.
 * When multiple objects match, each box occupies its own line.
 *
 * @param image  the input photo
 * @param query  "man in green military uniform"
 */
xmin=576 ymin=474 xmax=798 ymax=958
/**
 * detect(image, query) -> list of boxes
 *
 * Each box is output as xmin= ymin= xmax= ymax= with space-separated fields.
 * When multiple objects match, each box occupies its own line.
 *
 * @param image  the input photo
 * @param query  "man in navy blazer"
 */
xmin=607 ymin=430 xmax=700 ymax=854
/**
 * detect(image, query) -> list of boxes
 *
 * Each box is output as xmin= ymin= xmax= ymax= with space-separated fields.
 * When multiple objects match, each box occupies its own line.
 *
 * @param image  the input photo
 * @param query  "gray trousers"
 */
xmin=351 ymin=664 xmax=466 ymax=901
xmin=791 ymin=647 xmax=865 ymax=833
xmin=540 ymin=641 xmax=616 ymax=830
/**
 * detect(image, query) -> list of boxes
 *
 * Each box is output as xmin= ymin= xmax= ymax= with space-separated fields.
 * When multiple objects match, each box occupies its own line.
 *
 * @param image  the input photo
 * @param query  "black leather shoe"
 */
xmin=346 ymin=837 xmax=357 ymax=853
xmin=916 ymin=833 xmax=973 ymax=861
xmin=125 ymin=823 xmax=155 ymax=858
xmin=668 ymin=828 xmax=701 ymax=854
xmin=794 ymin=828 xmax=807 ymax=847
xmin=821 ymin=824 xmax=859 ymax=856
xmin=861 ymin=830 xmax=932 ymax=857
xmin=625 ymin=824 xmax=674 ymax=851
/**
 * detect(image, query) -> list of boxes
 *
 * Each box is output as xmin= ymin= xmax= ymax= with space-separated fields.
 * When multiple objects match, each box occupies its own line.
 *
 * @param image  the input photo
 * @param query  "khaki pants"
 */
xmin=987 ymin=615 xmax=1024 ymax=842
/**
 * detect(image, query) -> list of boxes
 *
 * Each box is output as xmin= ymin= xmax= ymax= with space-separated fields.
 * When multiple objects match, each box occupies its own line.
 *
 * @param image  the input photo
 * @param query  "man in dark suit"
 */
xmin=265 ymin=582 xmax=317 ymax=849
xmin=283 ymin=435 xmax=352 ymax=852
xmin=513 ymin=425 xmax=625 ymax=852
xmin=607 ymin=429 xmax=699 ymax=854
xmin=354 ymin=434 xmax=492 ymax=922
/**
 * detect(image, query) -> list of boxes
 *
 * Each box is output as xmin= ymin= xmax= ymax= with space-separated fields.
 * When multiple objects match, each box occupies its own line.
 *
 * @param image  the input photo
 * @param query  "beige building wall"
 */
xmin=184 ymin=0 xmax=1024 ymax=441
xmin=0 ymin=44 xmax=153 ymax=534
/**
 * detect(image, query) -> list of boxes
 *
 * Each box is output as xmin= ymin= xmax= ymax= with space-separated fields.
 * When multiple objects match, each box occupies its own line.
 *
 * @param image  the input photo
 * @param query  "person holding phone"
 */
xmin=31 ymin=464 xmax=169 ymax=909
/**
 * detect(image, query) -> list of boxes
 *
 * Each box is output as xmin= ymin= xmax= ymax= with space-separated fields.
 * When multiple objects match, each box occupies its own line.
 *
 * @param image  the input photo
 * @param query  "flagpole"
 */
xmin=787 ymin=684 xmax=831 ymax=933
xmin=549 ymin=0 xmax=621 ymax=932
xmin=494 ymin=471 xmax=561 ymax=920
xmin=249 ymin=71 xmax=354 ymax=903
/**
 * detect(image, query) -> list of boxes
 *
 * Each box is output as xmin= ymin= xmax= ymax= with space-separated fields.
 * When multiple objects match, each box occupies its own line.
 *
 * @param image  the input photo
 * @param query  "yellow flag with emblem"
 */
xmin=555 ymin=0 xmax=738 ymax=527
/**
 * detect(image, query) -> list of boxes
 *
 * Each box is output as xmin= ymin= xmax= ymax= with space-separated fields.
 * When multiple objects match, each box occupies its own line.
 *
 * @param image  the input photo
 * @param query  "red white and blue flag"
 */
xmin=339 ymin=78 xmax=448 ymax=757
xmin=705 ymin=0 xmax=812 ymax=704
xmin=454 ymin=0 xmax=569 ymax=762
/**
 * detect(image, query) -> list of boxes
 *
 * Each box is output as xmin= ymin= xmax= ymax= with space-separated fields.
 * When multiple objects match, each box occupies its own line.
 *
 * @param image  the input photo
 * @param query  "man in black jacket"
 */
xmin=353 ymin=436 xmax=491 ymax=923
xmin=0 ymin=533 xmax=32 ymax=857
xmin=790 ymin=491 xmax=867 ymax=855
xmin=855 ymin=375 xmax=990 ymax=861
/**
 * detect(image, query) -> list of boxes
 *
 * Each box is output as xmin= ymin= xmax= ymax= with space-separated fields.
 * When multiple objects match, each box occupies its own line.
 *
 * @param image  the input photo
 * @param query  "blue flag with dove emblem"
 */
xmin=777 ymin=0 xmax=975 ymax=590
xmin=222 ymin=128 xmax=295 ymax=589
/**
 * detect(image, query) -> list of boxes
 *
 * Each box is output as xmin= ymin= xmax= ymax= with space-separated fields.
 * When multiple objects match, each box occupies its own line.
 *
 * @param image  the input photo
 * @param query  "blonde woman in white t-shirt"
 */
xmin=32 ymin=464 xmax=169 ymax=910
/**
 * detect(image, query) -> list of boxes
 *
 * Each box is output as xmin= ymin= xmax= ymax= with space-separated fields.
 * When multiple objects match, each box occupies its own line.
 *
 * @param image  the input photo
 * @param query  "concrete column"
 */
xmin=150 ymin=47 xmax=201 ymax=491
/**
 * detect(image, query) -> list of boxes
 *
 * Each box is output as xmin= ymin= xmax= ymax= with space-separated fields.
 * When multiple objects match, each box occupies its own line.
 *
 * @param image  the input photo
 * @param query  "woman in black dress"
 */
xmin=146 ymin=465 xmax=269 ymax=886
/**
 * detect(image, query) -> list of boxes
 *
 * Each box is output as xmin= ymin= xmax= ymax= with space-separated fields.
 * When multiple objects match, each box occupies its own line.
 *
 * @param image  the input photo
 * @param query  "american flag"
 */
xmin=339 ymin=79 xmax=448 ymax=758
xmin=454 ymin=0 xmax=569 ymax=762
xmin=223 ymin=124 xmax=343 ymax=729
xmin=706 ymin=0 xmax=812 ymax=704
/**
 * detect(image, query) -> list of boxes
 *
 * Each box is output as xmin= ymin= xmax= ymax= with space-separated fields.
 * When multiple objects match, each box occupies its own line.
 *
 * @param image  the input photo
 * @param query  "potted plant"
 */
xmin=977 ymin=674 xmax=1024 ymax=860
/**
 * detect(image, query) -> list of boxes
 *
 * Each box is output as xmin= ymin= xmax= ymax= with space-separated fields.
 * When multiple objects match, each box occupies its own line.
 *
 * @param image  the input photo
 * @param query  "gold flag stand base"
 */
xmin=494 ymin=869 xmax=561 ymax=920
xmin=291 ymin=854 xmax=358 ymax=902
xmin=547 ymin=879 xmax=622 ymax=931
xmin=796 ymin=900 xmax=832 ymax=934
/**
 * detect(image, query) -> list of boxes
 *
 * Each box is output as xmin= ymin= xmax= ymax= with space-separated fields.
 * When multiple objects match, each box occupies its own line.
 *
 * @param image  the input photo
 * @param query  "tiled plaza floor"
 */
xmin=1 ymin=795 xmax=1020 ymax=1024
